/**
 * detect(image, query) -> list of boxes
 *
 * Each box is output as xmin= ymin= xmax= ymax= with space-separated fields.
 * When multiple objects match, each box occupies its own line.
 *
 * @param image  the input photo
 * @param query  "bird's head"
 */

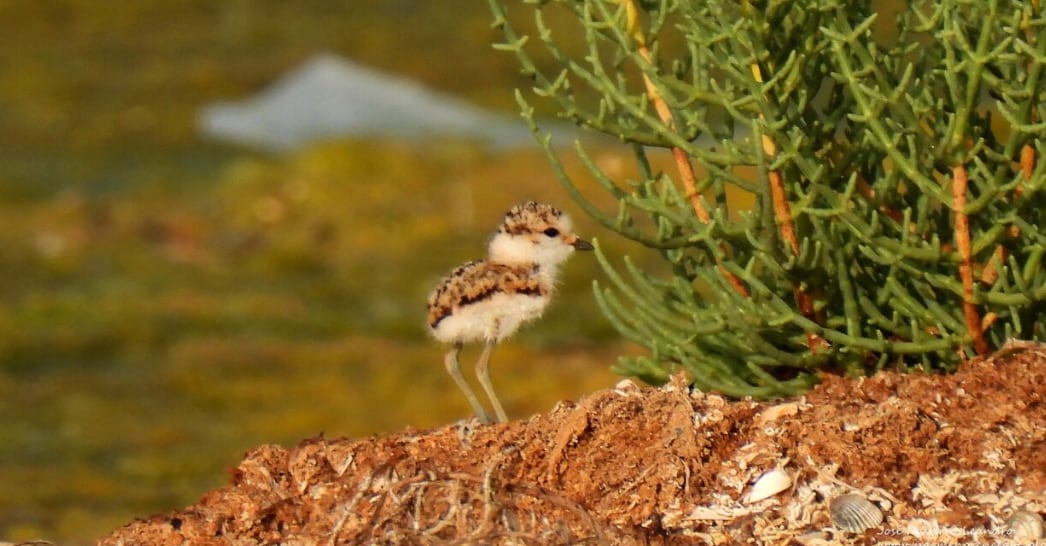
xmin=487 ymin=201 xmax=593 ymax=268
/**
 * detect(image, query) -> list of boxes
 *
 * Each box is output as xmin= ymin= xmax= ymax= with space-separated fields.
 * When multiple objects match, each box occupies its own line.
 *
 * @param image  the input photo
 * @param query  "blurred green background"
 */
xmin=0 ymin=2 xmax=636 ymax=543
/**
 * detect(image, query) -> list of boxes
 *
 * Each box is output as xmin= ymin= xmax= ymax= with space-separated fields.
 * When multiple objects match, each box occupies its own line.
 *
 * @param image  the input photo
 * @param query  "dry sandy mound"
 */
xmin=99 ymin=344 xmax=1046 ymax=545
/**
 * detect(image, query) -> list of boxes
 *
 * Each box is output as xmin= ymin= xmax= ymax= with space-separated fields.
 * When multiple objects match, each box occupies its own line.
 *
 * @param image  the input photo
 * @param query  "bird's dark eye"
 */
xmin=543 ymin=228 xmax=560 ymax=238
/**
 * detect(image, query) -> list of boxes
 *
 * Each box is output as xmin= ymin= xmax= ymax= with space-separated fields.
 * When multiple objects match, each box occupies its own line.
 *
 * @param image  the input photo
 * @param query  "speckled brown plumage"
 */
xmin=497 ymin=201 xmax=564 ymax=236
xmin=426 ymin=261 xmax=547 ymax=330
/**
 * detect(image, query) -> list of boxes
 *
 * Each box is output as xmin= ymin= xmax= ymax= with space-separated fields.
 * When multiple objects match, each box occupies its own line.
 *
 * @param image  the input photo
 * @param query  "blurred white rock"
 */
xmin=197 ymin=53 xmax=562 ymax=152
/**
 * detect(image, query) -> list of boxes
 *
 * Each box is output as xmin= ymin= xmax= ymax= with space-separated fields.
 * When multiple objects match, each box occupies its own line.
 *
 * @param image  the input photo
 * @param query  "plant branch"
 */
xmin=952 ymin=165 xmax=989 ymax=356
xmin=617 ymin=0 xmax=749 ymax=298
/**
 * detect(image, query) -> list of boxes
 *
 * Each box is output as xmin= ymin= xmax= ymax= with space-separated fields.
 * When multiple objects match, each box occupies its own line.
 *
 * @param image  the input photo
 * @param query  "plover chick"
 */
xmin=426 ymin=201 xmax=593 ymax=423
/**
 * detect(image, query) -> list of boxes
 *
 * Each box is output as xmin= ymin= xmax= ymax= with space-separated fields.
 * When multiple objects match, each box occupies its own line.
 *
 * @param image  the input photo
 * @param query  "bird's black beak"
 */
xmin=572 ymin=238 xmax=594 ymax=251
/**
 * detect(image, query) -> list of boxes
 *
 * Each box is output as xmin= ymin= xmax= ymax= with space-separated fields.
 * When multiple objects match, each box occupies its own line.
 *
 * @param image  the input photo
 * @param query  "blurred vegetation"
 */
xmin=0 ymin=2 xmax=633 ymax=544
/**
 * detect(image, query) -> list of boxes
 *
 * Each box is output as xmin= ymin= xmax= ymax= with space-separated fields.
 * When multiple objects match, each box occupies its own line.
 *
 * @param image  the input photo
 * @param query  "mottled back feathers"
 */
xmin=426 ymin=261 xmax=546 ymax=330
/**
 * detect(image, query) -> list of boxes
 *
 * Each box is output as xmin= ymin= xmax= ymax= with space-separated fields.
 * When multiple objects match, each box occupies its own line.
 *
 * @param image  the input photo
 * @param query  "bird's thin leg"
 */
xmin=475 ymin=340 xmax=508 ymax=423
xmin=444 ymin=343 xmax=491 ymax=422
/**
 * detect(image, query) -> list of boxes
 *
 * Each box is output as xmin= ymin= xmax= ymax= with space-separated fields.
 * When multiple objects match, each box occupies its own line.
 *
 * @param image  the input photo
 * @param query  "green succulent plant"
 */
xmin=488 ymin=0 xmax=1046 ymax=398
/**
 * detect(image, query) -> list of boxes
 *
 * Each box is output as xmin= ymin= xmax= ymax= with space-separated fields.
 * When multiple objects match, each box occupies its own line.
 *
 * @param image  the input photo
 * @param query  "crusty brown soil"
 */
xmin=99 ymin=343 xmax=1046 ymax=545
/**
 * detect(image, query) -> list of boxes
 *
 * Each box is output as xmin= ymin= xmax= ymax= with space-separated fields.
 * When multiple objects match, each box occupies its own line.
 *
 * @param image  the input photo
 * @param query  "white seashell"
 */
xmin=744 ymin=468 xmax=792 ymax=503
xmin=1006 ymin=510 xmax=1044 ymax=540
xmin=613 ymin=378 xmax=640 ymax=396
xmin=830 ymin=493 xmax=884 ymax=533
xmin=754 ymin=402 xmax=799 ymax=427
